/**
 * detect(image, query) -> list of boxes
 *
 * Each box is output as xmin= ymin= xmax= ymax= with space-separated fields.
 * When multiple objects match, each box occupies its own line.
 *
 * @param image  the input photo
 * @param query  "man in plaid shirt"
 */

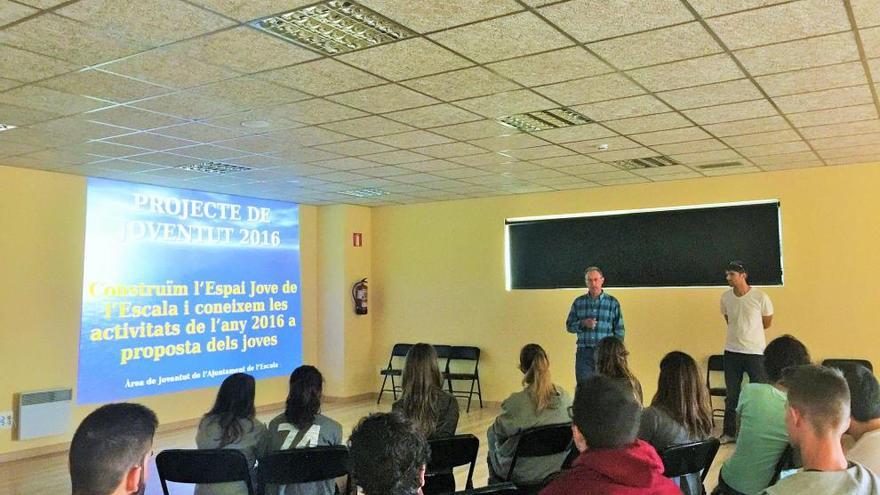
xmin=565 ymin=266 xmax=625 ymax=382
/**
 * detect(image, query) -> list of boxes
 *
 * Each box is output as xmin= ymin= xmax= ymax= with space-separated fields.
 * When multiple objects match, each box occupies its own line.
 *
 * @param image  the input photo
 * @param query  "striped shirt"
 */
xmin=565 ymin=291 xmax=625 ymax=348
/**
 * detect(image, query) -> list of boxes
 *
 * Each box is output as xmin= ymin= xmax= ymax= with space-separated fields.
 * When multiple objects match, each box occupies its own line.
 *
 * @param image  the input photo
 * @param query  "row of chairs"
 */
xmin=156 ymin=423 xmax=721 ymax=495
xmin=706 ymin=355 xmax=872 ymax=424
xmin=378 ymin=343 xmax=483 ymax=412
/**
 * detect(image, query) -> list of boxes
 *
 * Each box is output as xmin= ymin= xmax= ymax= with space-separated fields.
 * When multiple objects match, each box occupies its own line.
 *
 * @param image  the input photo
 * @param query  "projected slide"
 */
xmin=78 ymin=178 xmax=302 ymax=404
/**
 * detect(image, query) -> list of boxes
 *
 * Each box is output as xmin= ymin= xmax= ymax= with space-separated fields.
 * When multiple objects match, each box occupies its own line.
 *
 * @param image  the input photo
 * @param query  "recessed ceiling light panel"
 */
xmin=498 ymin=107 xmax=593 ymax=133
xmin=176 ymin=161 xmax=252 ymax=175
xmin=0 ymin=124 xmax=17 ymax=132
xmin=252 ymin=1 xmax=416 ymax=55
xmin=338 ymin=187 xmax=389 ymax=198
xmin=611 ymin=156 xmax=680 ymax=170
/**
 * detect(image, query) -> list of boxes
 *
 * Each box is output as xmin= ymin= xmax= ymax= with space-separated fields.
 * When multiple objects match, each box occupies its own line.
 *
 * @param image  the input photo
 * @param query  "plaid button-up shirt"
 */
xmin=565 ymin=291 xmax=625 ymax=348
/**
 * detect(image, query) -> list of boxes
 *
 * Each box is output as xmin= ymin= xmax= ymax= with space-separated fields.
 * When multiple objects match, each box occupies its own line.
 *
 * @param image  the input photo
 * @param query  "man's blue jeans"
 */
xmin=575 ymin=346 xmax=596 ymax=383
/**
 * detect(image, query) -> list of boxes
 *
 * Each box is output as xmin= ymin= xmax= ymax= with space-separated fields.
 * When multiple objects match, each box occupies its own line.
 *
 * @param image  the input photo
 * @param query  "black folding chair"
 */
xmin=378 ymin=343 xmax=413 ymax=404
xmin=434 ymin=344 xmax=452 ymax=373
xmin=822 ymin=358 xmax=874 ymax=372
xmin=707 ymin=355 xmax=726 ymax=425
xmin=659 ymin=437 xmax=720 ymax=494
xmin=258 ymin=445 xmax=350 ymax=495
xmin=502 ymin=423 xmax=572 ymax=493
xmin=157 ymin=449 xmax=254 ymax=495
xmin=426 ymin=434 xmax=480 ymax=491
xmin=453 ymin=482 xmax=520 ymax=494
xmin=446 ymin=346 xmax=483 ymax=412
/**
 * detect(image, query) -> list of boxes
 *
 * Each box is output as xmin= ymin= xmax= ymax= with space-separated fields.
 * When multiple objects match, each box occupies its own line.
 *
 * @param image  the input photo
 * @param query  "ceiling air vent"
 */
xmin=498 ymin=107 xmax=594 ymax=133
xmin=176 ymin=161 xmax=252 ymax=175
xmin=339 ymin=187 xmax=389 ymax=198
xmin=252 ymin=1 xmax=416 ymax=55
xmin=611 ymin=156 xmax=680 ymax=170
xmin=696 ymin=161 xmax=745 ymax=170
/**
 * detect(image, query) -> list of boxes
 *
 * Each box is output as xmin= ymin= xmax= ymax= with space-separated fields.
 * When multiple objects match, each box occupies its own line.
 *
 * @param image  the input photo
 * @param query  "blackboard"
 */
xmin=506 ymin=201 xmax=782 ymax=289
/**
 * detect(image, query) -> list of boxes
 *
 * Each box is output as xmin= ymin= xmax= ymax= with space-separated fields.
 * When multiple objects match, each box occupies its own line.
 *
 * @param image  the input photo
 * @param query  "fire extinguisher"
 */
xmin=352 ymin=278 xmax=368 ymax=315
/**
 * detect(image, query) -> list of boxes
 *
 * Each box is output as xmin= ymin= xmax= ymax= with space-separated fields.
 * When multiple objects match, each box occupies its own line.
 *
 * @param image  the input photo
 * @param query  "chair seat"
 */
xmin=446 ymin=372 xmax=477 ymax=380
xmin=709 ymin=387 xmax=726 ymax=396
xmin=380 ymin=369 xmax=402 ymax=376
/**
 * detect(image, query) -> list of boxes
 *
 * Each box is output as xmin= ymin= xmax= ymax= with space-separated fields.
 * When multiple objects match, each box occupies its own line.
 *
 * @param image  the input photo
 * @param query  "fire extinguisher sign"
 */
xmin=353 ymin=232 xmax=363 ymax=247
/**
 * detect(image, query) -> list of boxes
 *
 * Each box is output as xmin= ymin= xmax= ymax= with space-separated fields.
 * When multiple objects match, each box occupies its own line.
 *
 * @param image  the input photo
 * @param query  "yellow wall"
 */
xmin=371 ymin=162 xmax=880 ymax=404
xmin=0 ymin=166 xmax=319 ymax=455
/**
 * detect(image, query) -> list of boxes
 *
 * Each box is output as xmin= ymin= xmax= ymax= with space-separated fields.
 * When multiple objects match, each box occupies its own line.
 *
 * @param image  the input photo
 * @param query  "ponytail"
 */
xmin=520 ymin=344 xmax=556 ymax=413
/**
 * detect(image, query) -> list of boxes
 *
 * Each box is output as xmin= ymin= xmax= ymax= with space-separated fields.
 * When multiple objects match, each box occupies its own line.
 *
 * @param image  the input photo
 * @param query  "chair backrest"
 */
xmin=659 ymin=437 xmax=721 ymax=481
xmin=707 ymin=354 xmax=724 ymax=372
xmin=434 ymin=344 xmax=452 ymax=360
xmin=507 ymin=423 xmax=572 ymax=480
xmin=453 ymin=482 xmax=520 ymax=494
xmin=156 ymin=449 xmax=254 ymax=495
xmin=391 ymin=343 xmax=413 ymax=359
xmin=822 ymin=358 xmax=874 ymax=372
xmin=427 ymin=434 xmax=479 ymax=490
xmin=448 ymin=346 xmax=480 ymax=374
xmin=258 ymin=445 xmax=350 ymax=485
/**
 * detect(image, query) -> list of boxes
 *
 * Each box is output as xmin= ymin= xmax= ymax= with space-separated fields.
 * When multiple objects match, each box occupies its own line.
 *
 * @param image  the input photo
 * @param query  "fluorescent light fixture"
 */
xmin=252 ymin=0 xmax=416 ymax=55
xmin=338 ymin=187 xmax=389 ymax=197
xmin=176 ymin=161 xmax=252 ymax=175
xmin=498 ymin=107 xmax=593 ymax=133
xmin=611 ymin=156 xmax=679 ymax=170
xmin=0 ymin=124 xmax=17 ymax=132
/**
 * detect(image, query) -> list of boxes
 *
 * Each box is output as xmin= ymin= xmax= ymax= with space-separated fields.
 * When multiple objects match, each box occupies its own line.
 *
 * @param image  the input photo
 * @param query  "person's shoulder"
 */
xmin=267 ymin=412 xmax=287 ymax=430
xmin=603 ymin=292 xmax=621 ymax=303
xmin=316 ymin=413 xmax=343 ymax=431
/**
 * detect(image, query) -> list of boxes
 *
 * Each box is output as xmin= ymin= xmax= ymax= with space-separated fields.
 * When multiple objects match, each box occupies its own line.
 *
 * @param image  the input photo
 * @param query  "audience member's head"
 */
xmin=349 ymin=412 xmax=430 ymax=495
xmin=838 ymin=363 xmax=880 ymax=439
xmin=203 ymin=372 xmax=256 ymax=446
xmin=285 ymin=365 xmax=324 ymax=429
xmin=570 ymin=375 xmax=642 ymax=452
xmin=519 ymin=343 xmax=556 ymax=412
xmin=764 ymin=334 xmax=811 ymax=383
xmin=785 ymin=365 xmax=851 ymax=447
xmin=651 ymin=351 xmax=713 ymax=438
xmin=400 ymin=343 xmax=444 ymax=437
xmin=596 ymin=336 xmax=641 ymax=402
xmin=70 ymin=403 xmax=158 ymax=495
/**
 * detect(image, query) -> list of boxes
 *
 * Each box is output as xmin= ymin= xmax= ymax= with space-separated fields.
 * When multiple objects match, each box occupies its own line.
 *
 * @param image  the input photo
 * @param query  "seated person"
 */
xmin=196 ymin=373 xmax=269 ymax=495
xmin=266 ymin=365 xmax=343 ymax=495
xmin=640 ymin=351 xmax=714 ymax=495
xmin=840 ymin=363 xmax=880 ymax=473
xmin=392 ymin=343 xmax=460 ymax=493
xmin=540 ymin=375 xmax=680 ymax=495
xmin=349 ymin=412 xmax=429 ymax=495
xmin=597 ymin=336 xmax=643 ymax=404
xmin=763 ymin=365 xmax=880 ymax=494
xmin=69 ymin=403 xmax=158 ymax=495
xmin=715 ymin=335 xmax=811 ymax=495
xmin=488 ymin=344 xmax=573 ymax=485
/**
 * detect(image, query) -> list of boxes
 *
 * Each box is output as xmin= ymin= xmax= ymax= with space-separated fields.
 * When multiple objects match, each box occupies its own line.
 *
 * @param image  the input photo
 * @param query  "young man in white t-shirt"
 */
xmin=720 ymin=260 xmax=774 ymax=443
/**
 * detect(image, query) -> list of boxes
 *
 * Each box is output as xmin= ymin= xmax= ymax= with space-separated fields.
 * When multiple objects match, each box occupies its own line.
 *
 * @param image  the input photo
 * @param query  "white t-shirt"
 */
xmin=848 ymin=429 xmax=880 ymax=475
xmin=721 ymin=287 xmax=773 ymax=354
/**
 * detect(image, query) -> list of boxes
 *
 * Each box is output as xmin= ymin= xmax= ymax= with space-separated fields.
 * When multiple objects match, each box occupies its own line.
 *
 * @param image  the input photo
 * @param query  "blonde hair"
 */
xmin=597 ymin=337 xmax=643 ymax=404
xmin=520 ymin=344 xmax=556 ymax=413
xmin=399 ymin=343 xmax=445 ymax=437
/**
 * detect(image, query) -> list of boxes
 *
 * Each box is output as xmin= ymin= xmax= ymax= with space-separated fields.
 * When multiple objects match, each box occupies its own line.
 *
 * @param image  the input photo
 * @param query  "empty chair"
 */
xmin=157 ymin=449 xmax=255 ymax=495
xmin=453 ymin=482 xmax=520 ymax=494
xmin=434 ymin=344 xmax=453 ymax=373
xmin=446 ymin=346 xmax=483 ymax=412
xmin=822 ymin=358 xmax=874 ymax=372
xmin=500 ymin=423 xmax=572 ymax=493
xmin=706 ymin=355 xmax=726 ymax=424
xmin=659 ymin=437 xmax=720 ymax=495
xmin=258 ymin=445 xmax=350 ymax=495
xmin=377 ymin=343 xmax=413 ymax=403
xmin=425 ymin=434 xmax=480 ymax=492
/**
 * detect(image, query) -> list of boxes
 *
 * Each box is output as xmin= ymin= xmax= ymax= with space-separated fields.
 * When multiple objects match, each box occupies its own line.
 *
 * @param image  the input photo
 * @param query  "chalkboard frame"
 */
xmin=505 ymin=200 xmax=783 ymax=290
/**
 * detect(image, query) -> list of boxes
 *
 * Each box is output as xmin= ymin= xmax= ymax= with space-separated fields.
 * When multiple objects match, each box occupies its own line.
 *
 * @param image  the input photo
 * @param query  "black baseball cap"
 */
xmin=726 ymin=260 xmax=747 ymax=273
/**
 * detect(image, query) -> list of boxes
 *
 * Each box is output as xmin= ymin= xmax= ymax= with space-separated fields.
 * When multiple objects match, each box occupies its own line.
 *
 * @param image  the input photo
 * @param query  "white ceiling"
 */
xmin=0 ymin=0 xmax=878 ymax=205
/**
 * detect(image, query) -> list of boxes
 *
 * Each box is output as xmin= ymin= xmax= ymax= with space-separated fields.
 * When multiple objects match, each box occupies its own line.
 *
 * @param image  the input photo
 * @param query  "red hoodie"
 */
xmin=540 ymin=440 xmax=681 ymax=495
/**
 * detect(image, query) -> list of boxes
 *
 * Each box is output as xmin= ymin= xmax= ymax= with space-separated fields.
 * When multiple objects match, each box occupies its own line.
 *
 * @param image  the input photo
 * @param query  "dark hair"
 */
xmin=285 ymin=365 xmax=323 ymax=429
xmin=70 ymin=403 xmax=158 ymax=495
xmin=596 ymin=337 xmax=642 ymax=403
xmin=349 ymin=412 xmax=430 ymax=495
xmin=572 ymin=375 xmax=641 ymax=449
xmin=838 ymin=364 xmax=880 ymax=422
xmin=202 ymin=372 xmax=256 ymax=446
xmin=786 ymin=365 xmax=850 ymax=434
xmin=764 ymin=334 xmax=811 ymax=383
xmin=399 ymin=343 xmax=445 ymax=437
xmin=651 ymin=351 xmax=713 ymax=438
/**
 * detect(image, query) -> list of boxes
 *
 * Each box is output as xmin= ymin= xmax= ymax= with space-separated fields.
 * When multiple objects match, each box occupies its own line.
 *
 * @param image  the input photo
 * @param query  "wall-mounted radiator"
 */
xmin=17 ymin=388 xmax=73 ymax=440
